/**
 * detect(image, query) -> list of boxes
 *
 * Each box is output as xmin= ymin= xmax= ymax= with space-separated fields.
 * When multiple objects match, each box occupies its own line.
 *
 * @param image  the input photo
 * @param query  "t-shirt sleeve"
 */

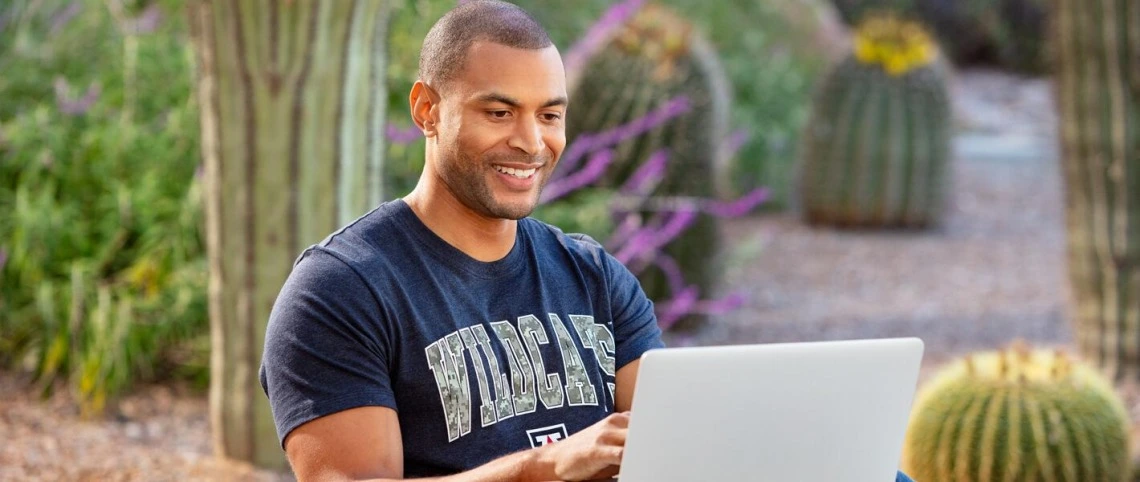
xmin=603 ymin=250 xmax=666 ymax=370
xmin=259 ymin=247 xmax=396 ymax=448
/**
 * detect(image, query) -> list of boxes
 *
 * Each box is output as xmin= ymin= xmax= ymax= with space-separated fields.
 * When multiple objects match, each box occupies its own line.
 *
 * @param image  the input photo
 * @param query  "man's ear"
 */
xmin=410 ymin=81 xmax=440 ymax=138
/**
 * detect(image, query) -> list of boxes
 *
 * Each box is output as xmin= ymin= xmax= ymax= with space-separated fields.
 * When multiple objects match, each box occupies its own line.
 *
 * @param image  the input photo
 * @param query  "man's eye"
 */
xmin=543 ymin=113 xmax=563 ymax=121
xmin=489 ymin=110 xmax=510 ymax=118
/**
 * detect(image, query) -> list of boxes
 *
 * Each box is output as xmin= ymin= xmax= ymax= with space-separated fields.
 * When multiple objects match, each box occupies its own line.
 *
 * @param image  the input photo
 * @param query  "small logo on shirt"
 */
xmin=527 ymin=423 xmax=569 ymax=448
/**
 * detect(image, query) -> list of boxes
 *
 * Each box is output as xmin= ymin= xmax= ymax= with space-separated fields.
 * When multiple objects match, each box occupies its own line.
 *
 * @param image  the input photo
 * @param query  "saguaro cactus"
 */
xmin=187 ymin=0 xmax=391 ymax=468
xmin=1055 ymin=0 xmax=1140 ymax=384
xmin=798 ymin=15 xmax=952 ymax=228
xmin=903 ymin=343 xmax=1132 ymax=481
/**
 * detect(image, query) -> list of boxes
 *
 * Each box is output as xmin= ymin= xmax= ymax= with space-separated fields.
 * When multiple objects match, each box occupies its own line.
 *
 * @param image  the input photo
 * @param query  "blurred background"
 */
xmin=2 ymin=0 xmax=1137 ymax=480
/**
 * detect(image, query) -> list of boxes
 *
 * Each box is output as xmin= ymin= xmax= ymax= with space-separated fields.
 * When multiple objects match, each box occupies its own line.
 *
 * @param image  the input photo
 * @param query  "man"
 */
xmin=260 ymin=1 xmax=661 ymax=480
xmin=261 ymin=2 xmax=917 ymax=482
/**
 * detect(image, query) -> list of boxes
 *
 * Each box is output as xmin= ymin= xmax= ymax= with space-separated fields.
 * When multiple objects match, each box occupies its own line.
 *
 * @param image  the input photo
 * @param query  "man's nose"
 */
xmin=508 ymin=117 xmax=545 ymax=156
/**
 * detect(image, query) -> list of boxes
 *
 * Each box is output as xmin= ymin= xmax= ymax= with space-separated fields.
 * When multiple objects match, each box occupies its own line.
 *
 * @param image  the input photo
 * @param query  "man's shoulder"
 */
xmin=522 ymin=217 xmax=609 ymax=270
xmin=294 ymin=200 xmax=413 ymax=273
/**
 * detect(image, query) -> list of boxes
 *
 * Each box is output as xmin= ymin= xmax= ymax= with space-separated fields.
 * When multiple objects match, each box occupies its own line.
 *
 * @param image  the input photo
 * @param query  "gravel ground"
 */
xmin=0 ymin=374 xmax=292 ymax=481
xmin=0 ymin=69 xmax=1099 ymax=480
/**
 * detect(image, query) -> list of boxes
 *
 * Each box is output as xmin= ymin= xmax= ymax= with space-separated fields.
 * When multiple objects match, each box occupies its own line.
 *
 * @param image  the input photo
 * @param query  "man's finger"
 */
xmin=599 ymin=427 xmax=627 ymax=447
xmin=607 ymin=412 xmax=630 ymax=428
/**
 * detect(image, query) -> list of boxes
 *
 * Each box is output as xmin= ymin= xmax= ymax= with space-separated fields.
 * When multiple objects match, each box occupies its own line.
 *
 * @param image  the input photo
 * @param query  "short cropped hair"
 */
xmin=418 ymin=0 xmax=554 ymax=90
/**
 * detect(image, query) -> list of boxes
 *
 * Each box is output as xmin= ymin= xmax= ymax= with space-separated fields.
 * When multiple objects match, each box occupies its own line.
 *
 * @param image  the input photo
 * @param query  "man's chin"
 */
xmin=491 ymin=204 xmax=536 ymax=221
xmin=485 ymin=198 xmax=538 ymax=220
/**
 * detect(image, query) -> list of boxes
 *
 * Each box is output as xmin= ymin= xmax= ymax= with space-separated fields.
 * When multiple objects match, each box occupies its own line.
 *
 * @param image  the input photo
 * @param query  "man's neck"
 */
xmin=403 ymin=181 xmax=518 ymax=263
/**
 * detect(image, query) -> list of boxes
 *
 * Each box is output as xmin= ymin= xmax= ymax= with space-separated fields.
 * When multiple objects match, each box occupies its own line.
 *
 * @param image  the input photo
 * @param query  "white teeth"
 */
xmin=494 ymin=165 xmax=536 ymax=179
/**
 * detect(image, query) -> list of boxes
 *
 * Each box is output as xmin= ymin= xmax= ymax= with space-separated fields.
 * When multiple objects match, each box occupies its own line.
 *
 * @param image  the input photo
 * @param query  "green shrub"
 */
xmin=530 ymin=188 xmax=616 ymax=240
xmin=683 ymin=0 xmax=836 ymax=206
xmin=0 ymin=0 xmax=207 ymax=412
xmin=383 ymin=0 xmax=455 ymax=197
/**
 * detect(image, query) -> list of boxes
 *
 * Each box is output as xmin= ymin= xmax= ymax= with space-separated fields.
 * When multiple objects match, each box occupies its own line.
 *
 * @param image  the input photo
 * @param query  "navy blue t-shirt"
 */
xmin=259 ymin=199 xmax=665 ymax=477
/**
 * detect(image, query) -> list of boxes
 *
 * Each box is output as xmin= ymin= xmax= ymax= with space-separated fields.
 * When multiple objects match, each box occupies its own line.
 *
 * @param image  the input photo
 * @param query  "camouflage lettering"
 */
xmin=548 ymin=314 xmax=598 ymax=406
xmin=569 ymin=315 xmax=616 ymax=376
xmin=459 ymin=327 xmax=497 ymax=427
xmin=425 ymin=335 xmax=471 ymax=442
xmin=518 ymin=315 xmax=565 ymax=409
xmin=442 ymin=332 xmax=472 ymax=438
xmin=490 ymin=320 xmax=537 ymax=415
xmin=472 ymin=324 xmax=514 ymax=421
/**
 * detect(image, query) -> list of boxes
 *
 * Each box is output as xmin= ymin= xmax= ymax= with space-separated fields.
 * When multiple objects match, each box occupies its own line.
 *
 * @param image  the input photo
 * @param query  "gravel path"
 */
xmin=0 ymin=69 xmax=1079 ymax=480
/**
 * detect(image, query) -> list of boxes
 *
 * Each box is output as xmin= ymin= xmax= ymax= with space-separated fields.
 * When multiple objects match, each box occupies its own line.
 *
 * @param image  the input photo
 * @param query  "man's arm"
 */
xmin=614 ymin=359 xmax=642 ymax=413
xmin=284 ymin=406 xmax=631 ymax=482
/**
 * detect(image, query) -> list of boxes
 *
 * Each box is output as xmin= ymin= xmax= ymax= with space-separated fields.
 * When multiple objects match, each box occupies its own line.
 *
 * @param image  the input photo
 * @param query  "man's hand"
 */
xmin=534 ymin=412 xmax=629 ymax=481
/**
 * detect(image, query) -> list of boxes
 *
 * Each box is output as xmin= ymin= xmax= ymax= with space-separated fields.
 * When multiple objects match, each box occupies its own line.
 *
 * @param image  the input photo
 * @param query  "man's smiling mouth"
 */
xmin=494 ymin=165 xmax=538 ymax=179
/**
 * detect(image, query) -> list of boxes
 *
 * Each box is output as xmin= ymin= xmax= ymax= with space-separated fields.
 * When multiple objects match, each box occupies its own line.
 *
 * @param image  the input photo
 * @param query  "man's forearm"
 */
xmin=434 ymin=446 xmax=554 ymax=482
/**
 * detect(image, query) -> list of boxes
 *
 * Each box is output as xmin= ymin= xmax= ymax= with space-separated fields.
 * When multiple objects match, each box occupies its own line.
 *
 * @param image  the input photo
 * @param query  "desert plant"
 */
xmin=187 ymin=0 xmax=392 ymax=468
xmin=1055 ymin=0 xmax=1140 ymax=384
xmin=0 ymin=0 xmax=208 ymax=412
xmin=797 ymin=14 xmax=952 ymax=228
xmin=562 ymin=2 xmax=731 ymax=329
xmin=902 ymin=342 xmax=1132 ymax=481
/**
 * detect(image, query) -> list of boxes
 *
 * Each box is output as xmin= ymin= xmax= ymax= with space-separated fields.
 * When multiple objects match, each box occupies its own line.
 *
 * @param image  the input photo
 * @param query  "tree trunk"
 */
xmin=1055 ymin=0 xmax=1140 ymax=383
xmin=187 ymin=0 xmax=391 ymax=468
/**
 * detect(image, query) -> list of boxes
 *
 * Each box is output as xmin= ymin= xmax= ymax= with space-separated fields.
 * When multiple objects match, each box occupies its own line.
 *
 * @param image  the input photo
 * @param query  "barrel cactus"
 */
xmin=830 ymin=0 xmax=1049 ymax=73
xmin=797 ymin=14 xmax=951 ymax=228
xmin=903 ymin=342 xmax=1132 ymax=481
xmin=564 ymin=2 xmax=731 ymax=329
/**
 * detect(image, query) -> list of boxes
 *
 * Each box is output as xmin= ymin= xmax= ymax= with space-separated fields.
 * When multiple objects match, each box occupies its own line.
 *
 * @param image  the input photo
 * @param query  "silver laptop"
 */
xmin=612 ymin=337 xmax=924 ymax=482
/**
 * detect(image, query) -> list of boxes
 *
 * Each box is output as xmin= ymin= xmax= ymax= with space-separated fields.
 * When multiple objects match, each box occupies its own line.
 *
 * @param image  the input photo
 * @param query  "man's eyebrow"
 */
xmin=475 ymin=93 xmax=568 ymax=109
xmin=476 ymin=93 xmax=521 ymax=107
xmin=542 ymin=96 xmax=568 ymax=108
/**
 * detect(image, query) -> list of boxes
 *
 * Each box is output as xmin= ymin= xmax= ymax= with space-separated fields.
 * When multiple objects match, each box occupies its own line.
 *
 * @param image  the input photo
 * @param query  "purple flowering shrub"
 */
xmin=532 ymin=97 xmax=767 ymax=330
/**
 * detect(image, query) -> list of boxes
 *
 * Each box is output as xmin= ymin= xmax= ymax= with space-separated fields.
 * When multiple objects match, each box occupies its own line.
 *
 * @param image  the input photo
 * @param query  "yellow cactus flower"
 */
xmin=854 ymin=37 xmax=878 ymax=64
xmin=852 ymin=13 xmax=937 ymax=76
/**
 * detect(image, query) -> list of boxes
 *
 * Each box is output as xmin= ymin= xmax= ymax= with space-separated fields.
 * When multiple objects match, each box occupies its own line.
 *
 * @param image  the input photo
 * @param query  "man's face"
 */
xmin=432 ymin=41 xmax=568 ymax=220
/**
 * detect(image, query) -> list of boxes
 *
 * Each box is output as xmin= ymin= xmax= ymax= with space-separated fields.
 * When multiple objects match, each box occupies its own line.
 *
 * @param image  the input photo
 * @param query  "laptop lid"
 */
xmin=617 ymin=337 xmax=924 ymax=482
